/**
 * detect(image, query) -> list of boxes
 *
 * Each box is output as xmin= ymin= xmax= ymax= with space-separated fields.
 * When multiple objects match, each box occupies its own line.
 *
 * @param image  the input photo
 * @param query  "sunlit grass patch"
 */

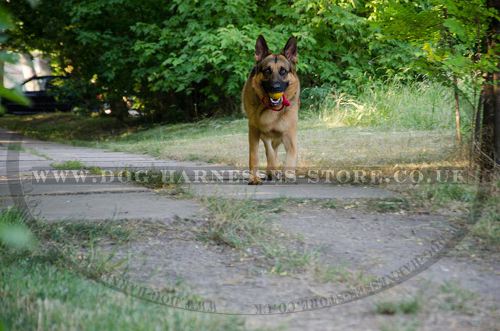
xmin=301 ymin=80 xmax=463 ymax=130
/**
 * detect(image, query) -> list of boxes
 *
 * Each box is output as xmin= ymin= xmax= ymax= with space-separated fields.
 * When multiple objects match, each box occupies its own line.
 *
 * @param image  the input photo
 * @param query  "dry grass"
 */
xmin=102 ymin=118 xmax=458 ymax=168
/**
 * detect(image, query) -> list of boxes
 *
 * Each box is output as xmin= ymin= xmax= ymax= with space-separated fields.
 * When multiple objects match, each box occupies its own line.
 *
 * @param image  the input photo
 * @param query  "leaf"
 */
xmin=0 ymin=87 xmax=31 ymax=106
xmin=443 ymin=18 xmax=467 ymax=41
xmin=0 ymin=223 xmax=36 ymax=250
xmin=0 ymin=7 xmax=13 ymax=30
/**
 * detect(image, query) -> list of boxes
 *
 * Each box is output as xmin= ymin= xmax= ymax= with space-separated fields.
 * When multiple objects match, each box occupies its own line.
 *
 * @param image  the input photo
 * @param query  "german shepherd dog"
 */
xmin=242 ymin=35 xmax=300 ymax=185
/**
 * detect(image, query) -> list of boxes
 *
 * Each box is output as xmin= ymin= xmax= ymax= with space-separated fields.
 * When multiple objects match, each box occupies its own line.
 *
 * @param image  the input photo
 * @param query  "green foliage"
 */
xmin=420 ymin=183 xmax=475 ymax=205
xmin=2 ymin=0 xmax=498 ymax=122
xmin=0 ymin=0 xmax=426 ymax=119
xmin=0 ymin=208 xmax=36 ymax=252
xmin=372 ymin=0 xmax=499 ymax=100
xmin=0 ymin=5 xmax=30 ymax=115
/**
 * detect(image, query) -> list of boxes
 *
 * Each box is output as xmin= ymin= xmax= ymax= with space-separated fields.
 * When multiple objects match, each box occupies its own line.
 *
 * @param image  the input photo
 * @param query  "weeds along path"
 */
xmin=0 ymin=127 xmax=498 ymax=330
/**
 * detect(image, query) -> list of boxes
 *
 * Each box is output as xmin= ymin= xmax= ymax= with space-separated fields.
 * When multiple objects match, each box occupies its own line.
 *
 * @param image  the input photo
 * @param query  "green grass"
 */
xmin=200 ymin=197 xmax=315 ymax=274
xmin=38 ymin=220 xmax=132 ymax=245
xmin=375 ymin=297 xmax=421 ymax=315
xmin=368 ymin=197 xmax=410 ymax=213
xmin=51 ymin=160 xmax=88 ymax=170
xmin=0 ymin=208 xmax=37 ymax=251
xmin=51 ymin=160 xmax=103 ymax=175
xmin=413 ymin=183 xmax=476 ymax=208
xmin=201 ymin=197 xmax=281 ymax=249
xmin=314 ymin=264 xmax=376 ymax=287
xmin=0 ymin=112 xmax=130 ymax=142
xmin=0 ymin=79 xmax=461 ymax=169
xmin=7 ymin=142 xmax=24 ymax=151
xmin=6 ymin=143 xmax=53 ymax=160
xmin=472 ymin=181 xmax=500 ymax=250
xmin=0 ymin=261 xmax=248 ymax=331
xmin=301 ymin=80 xmax=467 ymax=130
xmin=100 ymin=118 xmax=457 ymax=168
xmin=0 ymin=208 xmax=252 ymax=331
xmin=320 ymin=200 xmax=338 ymax=209
xmin=438 ymin=281 xmax=478 ymax=314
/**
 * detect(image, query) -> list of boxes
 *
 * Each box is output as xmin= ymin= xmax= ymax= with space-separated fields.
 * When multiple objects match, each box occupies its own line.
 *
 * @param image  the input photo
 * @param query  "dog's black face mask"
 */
xmin=261 ymin=80 xmax=289 ymax=94
xmin=255 ymin=52 xmax=294 ymax=108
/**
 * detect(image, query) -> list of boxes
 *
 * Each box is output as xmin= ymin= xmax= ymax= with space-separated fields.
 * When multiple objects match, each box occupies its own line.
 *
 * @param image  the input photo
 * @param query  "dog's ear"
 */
xmin=282 ymin=36 xmax=297 ymax=64
xmin=255 ymin=35 xmax=270 ymax=62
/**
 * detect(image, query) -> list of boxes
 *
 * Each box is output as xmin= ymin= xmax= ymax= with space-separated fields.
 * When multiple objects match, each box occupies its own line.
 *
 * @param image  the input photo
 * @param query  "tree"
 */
xmin=372 ymin=0 xmax=498 ymax=145
xmin=477 ymin=0 xmax=500 ymax=183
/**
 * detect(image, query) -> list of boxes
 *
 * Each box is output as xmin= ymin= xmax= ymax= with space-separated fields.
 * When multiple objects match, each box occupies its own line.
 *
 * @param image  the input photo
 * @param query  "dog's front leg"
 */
xmin=263 ymin=139 xmax=279 ymax=180
xmin=248 ymin=125 xmax=262 ymax=185
xmin=282 ymin=132 xmax=298 ymax=182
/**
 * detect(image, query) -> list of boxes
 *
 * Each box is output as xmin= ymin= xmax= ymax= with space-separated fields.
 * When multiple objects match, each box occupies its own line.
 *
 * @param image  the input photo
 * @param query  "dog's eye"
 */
xmin=263 ymin=67 xmax=272 ymax=75
xmin=279 ymin=68 xmax=287 ymax=76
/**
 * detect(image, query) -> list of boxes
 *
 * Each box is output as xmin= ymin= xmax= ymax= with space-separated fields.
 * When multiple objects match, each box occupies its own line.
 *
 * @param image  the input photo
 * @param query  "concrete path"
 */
xmin=1 ymin=128 xmax=498 ymax=330
xmin=0 ymin=127 xmax=394 ymax=221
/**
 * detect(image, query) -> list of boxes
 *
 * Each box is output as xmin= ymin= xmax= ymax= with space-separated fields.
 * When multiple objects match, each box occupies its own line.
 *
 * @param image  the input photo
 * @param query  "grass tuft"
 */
xmin=375 ymin=297 xmax=421 ymax=315
xmin=438 ymin=281 xmax=478 ymax=314
xmin=369 ymin=197 xmax=410 ymax=213
xmin=315 ymin=264 xmax=376 ymax=287
xmin=201 ymin=197 xmax=315 ymax=274
xmin=50 ymin=160 xmax=103 ymax=174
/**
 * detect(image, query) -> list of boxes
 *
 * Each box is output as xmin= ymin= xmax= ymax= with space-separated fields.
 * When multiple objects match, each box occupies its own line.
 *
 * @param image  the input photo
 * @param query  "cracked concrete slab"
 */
xmin=23 ymin=191 xmax=201 ymax=222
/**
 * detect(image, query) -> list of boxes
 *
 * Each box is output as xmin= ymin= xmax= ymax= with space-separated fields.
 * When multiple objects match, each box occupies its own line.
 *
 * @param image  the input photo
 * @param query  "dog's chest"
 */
xmin=258 ymin=109 xmax=290 ymax=134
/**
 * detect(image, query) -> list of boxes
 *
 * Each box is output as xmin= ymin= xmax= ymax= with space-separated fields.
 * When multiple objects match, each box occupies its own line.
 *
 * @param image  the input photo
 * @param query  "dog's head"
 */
xmin=252 ymin=35 xmax=298 ymax=109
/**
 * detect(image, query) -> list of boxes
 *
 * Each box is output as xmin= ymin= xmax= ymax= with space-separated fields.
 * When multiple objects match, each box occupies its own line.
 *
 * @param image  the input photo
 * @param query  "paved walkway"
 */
xmin=1 ymin=128 xmax=498 ymax=330
xmin=0 ymin=128 xmax=394 ymax=221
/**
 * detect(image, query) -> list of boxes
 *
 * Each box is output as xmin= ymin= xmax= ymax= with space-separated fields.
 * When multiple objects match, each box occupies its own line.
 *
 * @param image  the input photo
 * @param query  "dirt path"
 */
xmin=0 ymin=127 xmax=498 ymax=331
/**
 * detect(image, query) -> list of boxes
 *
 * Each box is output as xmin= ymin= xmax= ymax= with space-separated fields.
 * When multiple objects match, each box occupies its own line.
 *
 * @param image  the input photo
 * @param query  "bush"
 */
xmin=5 ymin=0 xmax=419 ymax=120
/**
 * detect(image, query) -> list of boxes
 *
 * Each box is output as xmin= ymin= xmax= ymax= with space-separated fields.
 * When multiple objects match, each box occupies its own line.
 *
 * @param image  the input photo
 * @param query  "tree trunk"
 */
xmin=453 ymin=75 xmax=462 ymax=144
xmin=478 ymin=1 xmax=500 ymax=182
xmin=495 ymin=69 xmax=500 ymax=166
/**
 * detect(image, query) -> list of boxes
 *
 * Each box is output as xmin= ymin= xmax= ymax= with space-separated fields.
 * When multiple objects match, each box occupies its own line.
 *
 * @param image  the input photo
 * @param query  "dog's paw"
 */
xmin=284 ymin=170 xmax=297 ymax=183
xmin=248 ymin=177 xmax=263 ymax=185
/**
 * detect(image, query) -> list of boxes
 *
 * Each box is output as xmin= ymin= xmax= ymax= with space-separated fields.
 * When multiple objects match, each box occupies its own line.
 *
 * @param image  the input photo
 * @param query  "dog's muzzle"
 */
xmin=262 ymin=80 xmax=289 ymax=106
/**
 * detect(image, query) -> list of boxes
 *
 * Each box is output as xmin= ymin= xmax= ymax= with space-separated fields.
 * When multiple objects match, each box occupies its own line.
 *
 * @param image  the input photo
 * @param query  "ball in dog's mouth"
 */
xmin=269 ymin=92 xmax=283 ymax=106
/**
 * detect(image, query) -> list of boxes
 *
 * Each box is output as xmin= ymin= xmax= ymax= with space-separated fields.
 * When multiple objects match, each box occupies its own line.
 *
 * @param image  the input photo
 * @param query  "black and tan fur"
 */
xmin=242 ymin=35 xmax=300 ymax=184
